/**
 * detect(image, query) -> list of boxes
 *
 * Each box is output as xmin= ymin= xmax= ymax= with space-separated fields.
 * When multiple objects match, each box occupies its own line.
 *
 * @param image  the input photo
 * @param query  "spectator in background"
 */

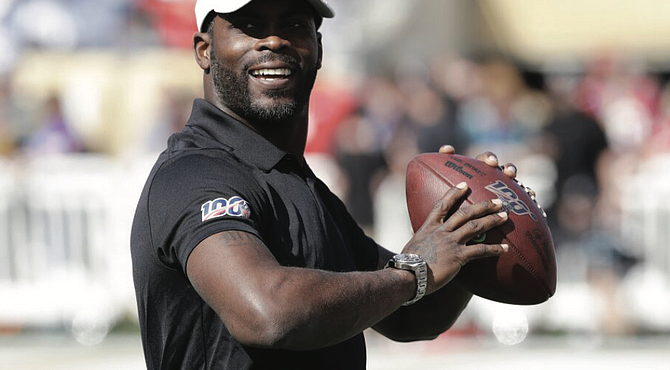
xmin=335 ymin=108 xmax=387 ymax=230
xmin=335 ymin=77 xmax=404 ymax=230
xmin=575 ymin=54 xmax=660 ymax=154
xmin=456 ymin=56 xmax=551 ymax=161
xmin=372 ymin=116 xmax=418 ymax=253
xmin=133 ymin=0 xmax=195 ymax=49
xmin=20 ymin=94 xmax=85 ymax=156
xmin=304 ymin=82 xmax=357 ymax=155
xmin=398 ymin=70 xmax=462 ymax=155
xmin=0 ymin=124 xmax=12 ymax=157
xmin=143 ymin=89 xmax=194 ymax=153
xmin=542 ymin=72 xmax=609 ymax=241
xmin=648 ymin=80 xmax=670 ymax=152
xmin=0 ymin=76 xmax=15 ymax=157
xmin=116 ymin=3 xmax=161 ymax=50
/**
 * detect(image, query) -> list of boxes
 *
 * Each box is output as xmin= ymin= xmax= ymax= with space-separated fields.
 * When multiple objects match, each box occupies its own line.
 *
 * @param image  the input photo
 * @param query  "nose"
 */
xmin=255 ymin=34 xmax=291 ymax=51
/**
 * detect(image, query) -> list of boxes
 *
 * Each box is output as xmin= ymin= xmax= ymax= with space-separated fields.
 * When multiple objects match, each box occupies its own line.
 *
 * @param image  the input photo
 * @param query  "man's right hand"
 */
xmin=399 ymin=181 xmax=509 ymax=295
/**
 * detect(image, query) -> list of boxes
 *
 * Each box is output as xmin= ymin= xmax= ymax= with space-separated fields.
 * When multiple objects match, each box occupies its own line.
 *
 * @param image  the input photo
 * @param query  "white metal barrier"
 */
xmin=621 ymin=153 xmax=670 ymax=275
xmin=619 ymin=152 xmax=670 ymax=331
xmin=0 ymin=154 xmax=155 ymax=343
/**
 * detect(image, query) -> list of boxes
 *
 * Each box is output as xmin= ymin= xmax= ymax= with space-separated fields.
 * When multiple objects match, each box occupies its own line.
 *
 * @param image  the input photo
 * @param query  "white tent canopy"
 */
xmin=479 ymin=0 xmax=670 ymax=66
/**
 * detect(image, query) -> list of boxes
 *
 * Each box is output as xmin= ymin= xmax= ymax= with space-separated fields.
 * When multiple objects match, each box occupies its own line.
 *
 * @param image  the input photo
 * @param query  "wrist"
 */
xmin=386 ymin=267 xmax=416 ymax=301
xmin=385 ymin=253 xmax=428 ymax=306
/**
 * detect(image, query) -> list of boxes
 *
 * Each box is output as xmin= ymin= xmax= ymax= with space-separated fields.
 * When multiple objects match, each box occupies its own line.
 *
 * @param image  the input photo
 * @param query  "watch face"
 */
xmin=395 ymin=253 xmax=422 ymax=264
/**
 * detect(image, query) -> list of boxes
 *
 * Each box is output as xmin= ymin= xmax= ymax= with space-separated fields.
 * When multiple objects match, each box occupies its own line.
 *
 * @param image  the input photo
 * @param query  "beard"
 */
xmin=210 ymin=52 xmax=316 ymax=125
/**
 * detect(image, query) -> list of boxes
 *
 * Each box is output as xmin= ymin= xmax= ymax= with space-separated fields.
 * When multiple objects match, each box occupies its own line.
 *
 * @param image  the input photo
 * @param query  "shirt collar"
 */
xmin=184 ymin=98 xmax=288 ymax=172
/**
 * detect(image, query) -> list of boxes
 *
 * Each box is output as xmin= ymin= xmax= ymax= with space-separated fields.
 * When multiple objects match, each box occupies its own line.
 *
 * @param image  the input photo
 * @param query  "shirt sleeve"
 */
xmin=146 ymin=152 xmax=265 ymax=275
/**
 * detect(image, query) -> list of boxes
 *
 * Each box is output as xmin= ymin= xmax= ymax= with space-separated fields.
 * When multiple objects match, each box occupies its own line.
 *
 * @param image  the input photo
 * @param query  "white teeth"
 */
xmin=251 ymin=68 xmax=292 ymax=77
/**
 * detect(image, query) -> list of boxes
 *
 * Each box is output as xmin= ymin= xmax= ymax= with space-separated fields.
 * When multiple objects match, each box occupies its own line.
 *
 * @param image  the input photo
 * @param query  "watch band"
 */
xmin=385 ymin=253 xmax=428 ymax=306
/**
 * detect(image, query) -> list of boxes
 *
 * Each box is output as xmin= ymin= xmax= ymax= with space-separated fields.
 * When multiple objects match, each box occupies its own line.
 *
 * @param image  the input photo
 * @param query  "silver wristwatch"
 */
xmin=385 ymin=253 xmax=428 ymax=306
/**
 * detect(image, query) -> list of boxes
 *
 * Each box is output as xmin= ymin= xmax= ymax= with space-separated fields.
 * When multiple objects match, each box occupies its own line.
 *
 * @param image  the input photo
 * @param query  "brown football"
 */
xmin=406 ymin=153 xmax=557 ymax=305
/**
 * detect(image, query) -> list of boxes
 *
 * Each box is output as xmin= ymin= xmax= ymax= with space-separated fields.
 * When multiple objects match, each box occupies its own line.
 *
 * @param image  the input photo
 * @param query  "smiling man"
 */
xmin=130 ymin=1 xmax=514 ymax=369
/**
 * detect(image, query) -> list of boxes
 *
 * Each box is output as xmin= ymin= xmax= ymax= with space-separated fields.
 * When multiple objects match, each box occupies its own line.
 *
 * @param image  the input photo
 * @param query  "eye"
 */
xmin=288 ymin=21 xmax=306 ymax=28
xmin=236 ymin=22 xmax=257 ymax=30
xmin=229 ymin=17 xmax=259 ymax=30
xmin=284 ymin=16 xmax=312 ymax=30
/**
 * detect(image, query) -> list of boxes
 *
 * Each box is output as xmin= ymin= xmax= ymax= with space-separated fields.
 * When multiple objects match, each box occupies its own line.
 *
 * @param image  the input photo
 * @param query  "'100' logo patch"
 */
xmin=485 ymin=180 xmax=538 ymax=221
xmin=201 ymin=196 xmax=251 ymax=222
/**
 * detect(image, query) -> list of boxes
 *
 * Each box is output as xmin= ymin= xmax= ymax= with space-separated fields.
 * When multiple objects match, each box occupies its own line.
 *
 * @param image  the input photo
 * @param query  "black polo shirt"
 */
xmin=131 ymin=99 xmax=380 ymax=370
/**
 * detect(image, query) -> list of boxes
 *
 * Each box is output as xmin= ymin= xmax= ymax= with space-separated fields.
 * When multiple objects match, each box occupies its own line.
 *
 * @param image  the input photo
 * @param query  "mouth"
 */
xmin=249 ymin=68 xmax=294 ymax=81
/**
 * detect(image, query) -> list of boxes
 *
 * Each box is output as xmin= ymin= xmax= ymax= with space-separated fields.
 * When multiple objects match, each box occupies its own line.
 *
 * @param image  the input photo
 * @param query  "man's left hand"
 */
xmin=438 ymin=144 xmax=538 ymax=202
xmin=438 ymin=144 xmax=518 ymax=180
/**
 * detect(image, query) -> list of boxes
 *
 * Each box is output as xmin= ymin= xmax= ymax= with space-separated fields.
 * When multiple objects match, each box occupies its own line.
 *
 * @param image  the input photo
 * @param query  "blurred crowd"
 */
xmin=0 ymin=0 xmax=196 ymax=158
xmin=315 ymin=52 xmax=670 ymax=334
xmin=1 ymin=0 xmax=670 ymax=336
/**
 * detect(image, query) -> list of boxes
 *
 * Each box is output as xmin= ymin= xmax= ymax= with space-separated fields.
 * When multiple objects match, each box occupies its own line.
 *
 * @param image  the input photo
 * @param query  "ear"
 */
xmin=194 ymin=31 xmax=212 ymax=72
xmin=316 ymin=32 xmax=323 ymax=70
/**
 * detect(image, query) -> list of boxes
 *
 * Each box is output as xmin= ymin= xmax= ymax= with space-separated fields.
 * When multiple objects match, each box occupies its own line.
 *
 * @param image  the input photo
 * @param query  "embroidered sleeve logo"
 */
xmin=201 ymin=196 xmax=251 ymax=222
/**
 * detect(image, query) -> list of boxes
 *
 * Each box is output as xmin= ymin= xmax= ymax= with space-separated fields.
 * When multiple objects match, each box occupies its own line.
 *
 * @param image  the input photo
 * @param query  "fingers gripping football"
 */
xmin=403 ymin=183 xmax=509 ymax=295
xmin=440 ymin=145 xmax=518 ymax=179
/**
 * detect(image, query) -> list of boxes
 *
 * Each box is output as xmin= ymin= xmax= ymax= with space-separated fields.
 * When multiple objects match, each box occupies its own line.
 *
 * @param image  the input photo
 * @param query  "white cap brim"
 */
xmin=195 ymin=0 xmax=335 ymax=32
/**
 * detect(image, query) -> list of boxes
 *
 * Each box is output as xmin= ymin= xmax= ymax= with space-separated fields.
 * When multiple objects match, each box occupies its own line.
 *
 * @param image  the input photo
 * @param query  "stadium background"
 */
xmin=1 ymin=0 xmax=670 ymax=368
